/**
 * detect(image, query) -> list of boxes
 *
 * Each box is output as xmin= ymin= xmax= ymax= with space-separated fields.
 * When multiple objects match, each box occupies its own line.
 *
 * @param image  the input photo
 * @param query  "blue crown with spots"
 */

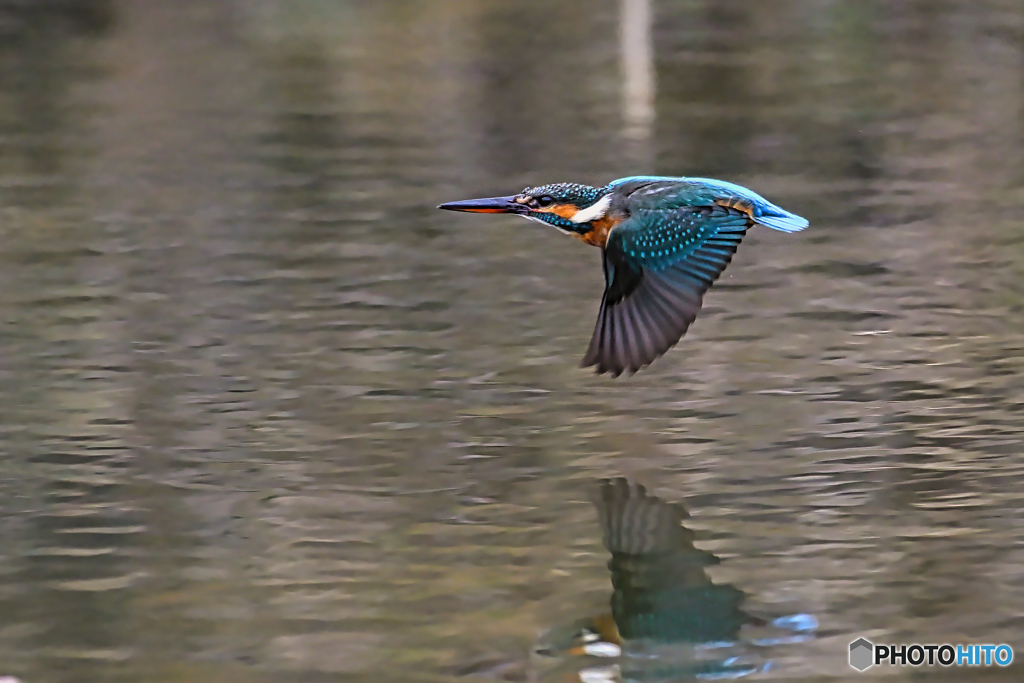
xmin=523 ymin=182 xmax=606 ymax=208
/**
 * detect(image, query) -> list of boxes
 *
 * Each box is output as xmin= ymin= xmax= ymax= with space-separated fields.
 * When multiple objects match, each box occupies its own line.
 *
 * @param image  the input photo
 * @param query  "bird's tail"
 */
xmin=756 ymin=207 xmax=809 ymax=233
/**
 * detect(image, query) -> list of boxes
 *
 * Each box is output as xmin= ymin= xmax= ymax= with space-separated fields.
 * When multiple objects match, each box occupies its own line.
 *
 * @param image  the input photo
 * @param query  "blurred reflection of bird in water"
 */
xmin=535 ymin=478 xmax=816 ymax=682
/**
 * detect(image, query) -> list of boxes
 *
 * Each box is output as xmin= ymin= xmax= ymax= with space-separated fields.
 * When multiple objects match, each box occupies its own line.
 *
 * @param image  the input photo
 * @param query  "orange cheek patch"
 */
xmin=538 ymin=204 xmax=580 ymax=221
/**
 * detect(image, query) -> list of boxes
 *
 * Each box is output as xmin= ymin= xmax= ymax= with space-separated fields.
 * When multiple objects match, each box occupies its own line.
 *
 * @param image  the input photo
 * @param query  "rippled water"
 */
xmin=1 ymin=1 xmax=1023 ymax=681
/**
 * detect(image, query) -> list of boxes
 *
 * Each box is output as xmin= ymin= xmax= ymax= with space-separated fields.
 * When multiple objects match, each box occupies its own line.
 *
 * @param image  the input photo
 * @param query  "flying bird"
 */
xmin=439 ymin=176 xmax=807 ymax=376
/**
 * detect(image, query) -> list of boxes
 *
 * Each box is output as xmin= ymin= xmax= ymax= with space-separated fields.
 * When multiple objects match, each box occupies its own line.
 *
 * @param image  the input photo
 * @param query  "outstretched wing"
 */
xmin=582 ymin=204 xmax=750 ymax=376
xmin=594 ymin=478 xmax=750 ymax=644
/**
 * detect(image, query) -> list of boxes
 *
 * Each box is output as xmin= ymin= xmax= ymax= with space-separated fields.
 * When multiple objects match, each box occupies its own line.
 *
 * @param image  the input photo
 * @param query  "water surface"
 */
xmin=0 ymin=1 xmax=1023 ymax=681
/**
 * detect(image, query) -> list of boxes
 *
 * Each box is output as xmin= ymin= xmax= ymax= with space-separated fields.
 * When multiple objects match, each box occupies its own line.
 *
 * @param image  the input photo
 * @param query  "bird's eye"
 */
xmin=538 ymin=195 xmax=554 ymax=207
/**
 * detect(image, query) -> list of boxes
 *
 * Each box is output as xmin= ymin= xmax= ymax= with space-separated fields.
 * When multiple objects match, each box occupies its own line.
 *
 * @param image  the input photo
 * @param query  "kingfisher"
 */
xmin=439 ymin=176 xmax=807 ymax=376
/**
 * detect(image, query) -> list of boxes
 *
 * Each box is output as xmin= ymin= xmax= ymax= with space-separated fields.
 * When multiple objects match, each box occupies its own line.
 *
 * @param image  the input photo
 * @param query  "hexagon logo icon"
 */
xmin=849 ymin=638 xmax=874 ymax=671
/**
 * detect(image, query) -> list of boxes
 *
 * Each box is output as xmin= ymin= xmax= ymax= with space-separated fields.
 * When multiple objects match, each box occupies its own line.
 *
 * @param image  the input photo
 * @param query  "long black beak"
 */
xmin=437 ymin=195 xmax=523 ymax=214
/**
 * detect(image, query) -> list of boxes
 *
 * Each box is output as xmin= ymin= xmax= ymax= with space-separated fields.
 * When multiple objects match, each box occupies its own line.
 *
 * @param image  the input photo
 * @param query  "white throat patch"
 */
xmin=570 ymin=195 xmax=611 ymax=224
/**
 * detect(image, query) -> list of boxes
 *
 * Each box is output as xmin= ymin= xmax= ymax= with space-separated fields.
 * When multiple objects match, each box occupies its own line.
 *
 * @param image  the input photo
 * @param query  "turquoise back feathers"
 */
xmin=609 ymin=175 xmax=808 ymax=233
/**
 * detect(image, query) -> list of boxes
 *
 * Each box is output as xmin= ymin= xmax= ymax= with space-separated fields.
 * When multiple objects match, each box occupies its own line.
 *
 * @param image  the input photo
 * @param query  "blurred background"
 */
xmin=0 ymin=0 xmax=1023 ymax=681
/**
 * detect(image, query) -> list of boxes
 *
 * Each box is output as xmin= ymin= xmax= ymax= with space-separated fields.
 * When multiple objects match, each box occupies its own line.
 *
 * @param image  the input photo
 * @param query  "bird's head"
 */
xmin=439 ymin=182 xmax=613 ymax=237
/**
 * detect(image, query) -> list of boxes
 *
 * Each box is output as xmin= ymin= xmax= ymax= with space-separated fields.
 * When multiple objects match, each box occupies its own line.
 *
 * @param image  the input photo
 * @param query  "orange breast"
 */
xmin=573 ymin=215 xmax=619 ymax=248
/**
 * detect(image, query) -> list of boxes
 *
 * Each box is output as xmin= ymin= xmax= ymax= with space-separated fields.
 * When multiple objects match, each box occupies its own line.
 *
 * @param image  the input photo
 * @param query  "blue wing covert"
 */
xmin=582 ymin=205 xmax=750 ymax=375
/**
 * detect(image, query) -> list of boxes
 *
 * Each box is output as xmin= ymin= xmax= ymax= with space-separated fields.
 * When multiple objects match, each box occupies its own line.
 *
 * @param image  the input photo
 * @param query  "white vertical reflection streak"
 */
xmin=621 ymin=0 xmax=655 ymax=140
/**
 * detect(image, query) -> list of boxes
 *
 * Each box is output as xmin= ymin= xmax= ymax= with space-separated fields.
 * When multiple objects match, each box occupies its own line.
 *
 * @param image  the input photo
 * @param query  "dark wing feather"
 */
xmin=595 ymin=478 xmax=694 ymax=556
xmin=582 ymin=205 xmax=750 ymax=376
